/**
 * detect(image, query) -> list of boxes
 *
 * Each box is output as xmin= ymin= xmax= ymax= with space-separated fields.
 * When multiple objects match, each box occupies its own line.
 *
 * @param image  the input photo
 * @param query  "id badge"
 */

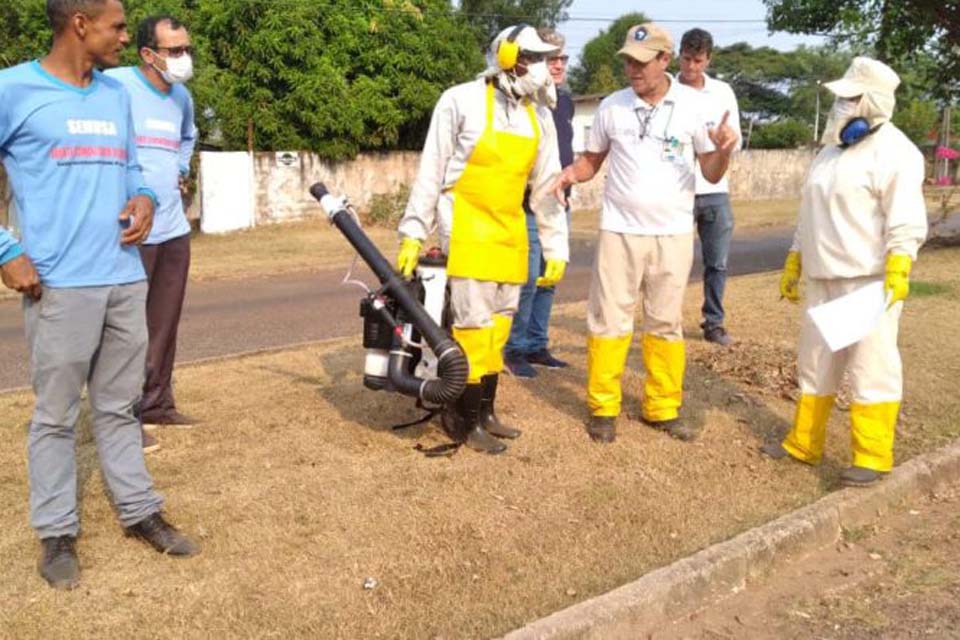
xmin=661 ymin=136 xmax=684 ymax=163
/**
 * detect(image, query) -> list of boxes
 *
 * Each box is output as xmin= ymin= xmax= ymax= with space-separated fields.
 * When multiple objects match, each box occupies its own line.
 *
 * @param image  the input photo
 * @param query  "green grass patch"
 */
xmin=911 ymin=281 xmax=951 ymax=297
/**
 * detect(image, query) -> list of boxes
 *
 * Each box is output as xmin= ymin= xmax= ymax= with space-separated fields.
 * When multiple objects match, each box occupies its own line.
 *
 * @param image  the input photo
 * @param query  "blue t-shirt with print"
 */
xmin=0 ymin=60 xmax=153 ymax=287
xmin=104 ymin=66 xmax=197 ymax=245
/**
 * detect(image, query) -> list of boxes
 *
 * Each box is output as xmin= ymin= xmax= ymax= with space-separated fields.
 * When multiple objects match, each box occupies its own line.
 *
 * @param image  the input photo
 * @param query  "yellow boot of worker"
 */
xmin=451 ymin=326 xmax=494 ymax=384
xmin=488 ymin=314 xmax=513 ymax=375
xmin=641 ymin=334 xmax=685 ymax=423
xmin=586 ymin=334 xmax=632 ymax=443
xmin=842 ymin=401 xmax=900 ymax=486
xmin=770 ymin=394 xmax=835 ymax=465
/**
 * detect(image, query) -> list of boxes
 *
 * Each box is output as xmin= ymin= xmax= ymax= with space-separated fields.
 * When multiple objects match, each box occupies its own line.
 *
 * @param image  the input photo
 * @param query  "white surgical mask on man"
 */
xmin=821 ymin=96 xmax=862 ymax=146
xmin=153 ymin=52 xmax=194 ymax=84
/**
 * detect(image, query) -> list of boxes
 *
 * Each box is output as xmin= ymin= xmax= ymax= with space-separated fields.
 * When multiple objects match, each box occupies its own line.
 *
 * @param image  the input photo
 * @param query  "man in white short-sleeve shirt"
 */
xmin=678 ymin=28 xmax=742 ymax=347
xmin=553 ymin=22 xmax=737 ymax=444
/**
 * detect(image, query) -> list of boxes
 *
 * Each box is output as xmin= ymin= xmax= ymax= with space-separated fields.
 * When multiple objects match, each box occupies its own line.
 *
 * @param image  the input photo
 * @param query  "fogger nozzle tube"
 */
xmin=310 ymin=182 xmax=468 ymax=404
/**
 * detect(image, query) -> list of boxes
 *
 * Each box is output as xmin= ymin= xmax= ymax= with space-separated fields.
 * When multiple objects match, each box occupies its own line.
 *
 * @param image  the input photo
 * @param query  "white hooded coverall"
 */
xmin=785 ymin=119 xmax=927 ymax=472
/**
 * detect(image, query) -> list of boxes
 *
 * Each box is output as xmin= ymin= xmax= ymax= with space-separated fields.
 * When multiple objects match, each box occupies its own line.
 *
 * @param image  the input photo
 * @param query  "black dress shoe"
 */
xmin=126 ymin=513 xmax=200 ymax=556
xmin=645 ymin=417 xmax=699 ymax=441
xmin=760 ymin=441 xmax=791 ymax=459
xmin=587 ymin=416 xmax=616 ymax=443
xmin=839 ymin=466 xmax=888 ymax=487
xmin=39 ymin=535 xmax=79 ymax=590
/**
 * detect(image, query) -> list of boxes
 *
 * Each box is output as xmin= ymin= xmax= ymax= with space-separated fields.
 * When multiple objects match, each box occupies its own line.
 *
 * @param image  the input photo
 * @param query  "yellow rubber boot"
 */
xmin=849 ymin=401 xmax=899 ymax=472
xmin=782 ymin=394 xmax=835 ymax=465
xmin=487 ymin=314 xmax=513 ymax=374
xmin=587 ymin=334 xmax=632 ymax=417
xmin=641 ymin=334 xmax=685 ymax=423
xmin=452 ymin=326 xmax=494 ymax=384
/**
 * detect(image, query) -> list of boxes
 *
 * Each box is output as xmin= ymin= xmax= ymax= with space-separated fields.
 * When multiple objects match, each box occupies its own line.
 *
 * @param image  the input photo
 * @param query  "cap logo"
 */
xmin=634 ymin=27 xmax=648 ymax=42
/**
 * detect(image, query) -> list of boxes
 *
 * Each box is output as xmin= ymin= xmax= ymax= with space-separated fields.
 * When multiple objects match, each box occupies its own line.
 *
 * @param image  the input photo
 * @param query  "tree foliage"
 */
xmin=708 ymin=43 xmax=852 ymax=125
xmin=196 ymin=0 xmax=483 ymax=157
xmin=748 ymin=117 xmax=810 ymax=148
xmin=458 ymin=0 xmax=572 ymax=51
xmin=567 ymin=12 xmax=647 ymax=95
xmin=0 ymin=0 xmax=486 ymax=158
xmin=763 ymin=0 xmax=960 ymax=100
xmin=0 ymin=1 xmax=51 ymax=66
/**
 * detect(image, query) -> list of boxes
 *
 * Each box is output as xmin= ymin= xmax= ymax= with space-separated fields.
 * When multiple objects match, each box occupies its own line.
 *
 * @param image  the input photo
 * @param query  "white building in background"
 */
xmin=571 ymin=93 xmax=605 ymax=153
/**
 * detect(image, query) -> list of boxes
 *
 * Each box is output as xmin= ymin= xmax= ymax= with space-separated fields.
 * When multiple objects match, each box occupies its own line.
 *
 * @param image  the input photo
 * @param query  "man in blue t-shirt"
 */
xmin=106 ymin=14 xmax=199 ymax=434
xmin=0 ymin=0 xmax=198 ymax=590
xmin=504 ymin=28 xmax=576 ymax=378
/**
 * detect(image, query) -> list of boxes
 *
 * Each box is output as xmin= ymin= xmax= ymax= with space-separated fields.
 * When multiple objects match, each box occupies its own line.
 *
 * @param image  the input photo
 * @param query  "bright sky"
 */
xmin=561 ymin=0 xmax=827 ymax=64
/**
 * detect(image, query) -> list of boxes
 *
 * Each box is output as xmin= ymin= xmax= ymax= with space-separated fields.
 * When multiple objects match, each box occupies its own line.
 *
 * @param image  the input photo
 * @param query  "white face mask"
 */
xmin=821 ymin=96 xmax=862 ymax=145
xmin=831 ymin=97 xmax=860 ymax=121
xmin=516 ymin=61 xmax=550 ymax=96
xmin=154 ymin=53 xmax=193 ymax=84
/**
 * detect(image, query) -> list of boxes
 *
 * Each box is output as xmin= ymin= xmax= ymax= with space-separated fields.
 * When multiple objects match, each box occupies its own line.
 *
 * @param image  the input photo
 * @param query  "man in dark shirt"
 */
xmin=504 ymin=27 xmax=575 ymax=378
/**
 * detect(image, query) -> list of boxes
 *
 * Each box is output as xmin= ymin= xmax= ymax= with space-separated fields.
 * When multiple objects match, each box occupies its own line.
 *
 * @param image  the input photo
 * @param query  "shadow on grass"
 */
xmin=544 ymin=309 xmax=843 ymax=490
xmin=258 ymin=347 xmax=447 ymax=445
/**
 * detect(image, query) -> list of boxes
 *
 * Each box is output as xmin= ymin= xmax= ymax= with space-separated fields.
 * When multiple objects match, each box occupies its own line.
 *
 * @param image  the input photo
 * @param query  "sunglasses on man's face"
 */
xmin=547 ymin=55 xmax=569 ymax=64
xmin=155 ymin=45 xmax=192 ymax=58
xmin=517 ymin=51 xmax=547 ymax=65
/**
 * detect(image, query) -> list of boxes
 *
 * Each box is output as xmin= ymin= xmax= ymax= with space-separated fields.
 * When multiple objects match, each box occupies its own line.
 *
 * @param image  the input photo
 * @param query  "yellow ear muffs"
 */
xmin=496 ymin=24 xmax=528 ymax=71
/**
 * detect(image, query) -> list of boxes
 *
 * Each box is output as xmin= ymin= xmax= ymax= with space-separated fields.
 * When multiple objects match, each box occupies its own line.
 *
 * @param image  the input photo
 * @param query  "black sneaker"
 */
xmin=126 ymin=513 xmax=200 ymax=557
xmin=527 ymin=349 xmax=569 ymax=369
xmin=505 ymin=353 xmax=538 ymax=379
xmin=703 ymin=325 xmax=733 ymax=347
xmin=39 ymin=535 xmax=79 ymax=590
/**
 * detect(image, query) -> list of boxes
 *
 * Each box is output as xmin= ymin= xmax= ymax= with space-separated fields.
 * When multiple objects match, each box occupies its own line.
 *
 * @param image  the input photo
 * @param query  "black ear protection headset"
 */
xmin=497 ymin=24 xmax=530 ymax=71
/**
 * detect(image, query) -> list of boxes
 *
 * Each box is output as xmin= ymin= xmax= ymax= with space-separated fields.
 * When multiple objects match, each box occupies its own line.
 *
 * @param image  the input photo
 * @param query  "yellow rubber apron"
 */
xmin=446 ymin=82 xmax=540 ymax=284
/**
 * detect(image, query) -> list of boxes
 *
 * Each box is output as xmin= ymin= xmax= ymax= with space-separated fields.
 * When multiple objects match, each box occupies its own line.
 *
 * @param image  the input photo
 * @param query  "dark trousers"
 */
xmin=138 ymin=233 xmax=191 ymax=422
xmin=694 ymin=193 xmax=734 ymax=330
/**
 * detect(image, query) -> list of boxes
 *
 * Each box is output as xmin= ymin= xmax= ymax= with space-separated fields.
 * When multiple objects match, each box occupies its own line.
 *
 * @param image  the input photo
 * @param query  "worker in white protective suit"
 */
xmin=763 ymin=57 xmax=928 ymax=487
xmin=396 ymin=25 xmax=569 ymax=455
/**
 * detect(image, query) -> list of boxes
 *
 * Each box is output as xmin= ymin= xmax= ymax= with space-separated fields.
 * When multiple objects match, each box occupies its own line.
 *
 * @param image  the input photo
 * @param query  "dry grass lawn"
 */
xmin=189 ymin=217 xmax=400 ymax=282
xmin=1 ymin=247 xmax=958 ymax=639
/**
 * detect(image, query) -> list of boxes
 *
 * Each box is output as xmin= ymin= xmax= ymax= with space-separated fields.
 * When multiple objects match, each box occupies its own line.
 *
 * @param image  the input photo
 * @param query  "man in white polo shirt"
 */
xmin=678 ymin=28 xmax=742 ymax=347
xmin=553 ymin=22 xmax=737 ymax=444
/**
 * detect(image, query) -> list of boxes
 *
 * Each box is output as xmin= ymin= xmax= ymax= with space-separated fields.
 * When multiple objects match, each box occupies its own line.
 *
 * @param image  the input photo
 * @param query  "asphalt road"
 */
xmin=0 ymin=229 xmax=792 ymax=392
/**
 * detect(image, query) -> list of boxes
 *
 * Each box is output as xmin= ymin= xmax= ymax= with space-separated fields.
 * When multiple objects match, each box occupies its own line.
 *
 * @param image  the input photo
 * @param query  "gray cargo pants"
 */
xmin=24 ymin=282 xmax=164 ymax=539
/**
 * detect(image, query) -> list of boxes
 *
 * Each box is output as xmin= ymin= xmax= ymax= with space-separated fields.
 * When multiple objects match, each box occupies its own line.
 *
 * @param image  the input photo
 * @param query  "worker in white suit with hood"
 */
xmin=764 ymin=57 xmax=928 ymax=486
xmin=397 ymin=25 xmax=569 ymax=455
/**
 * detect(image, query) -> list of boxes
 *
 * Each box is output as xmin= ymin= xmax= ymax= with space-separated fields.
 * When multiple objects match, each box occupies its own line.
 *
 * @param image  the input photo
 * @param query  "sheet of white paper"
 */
xmin=807 ymin=281 xmax=887 ymax=352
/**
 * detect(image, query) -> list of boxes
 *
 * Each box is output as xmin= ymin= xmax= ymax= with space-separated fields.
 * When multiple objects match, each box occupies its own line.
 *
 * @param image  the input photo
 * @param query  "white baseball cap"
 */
xmin=492 ymin=25 xmax=559 ymax=55
xmin=824 ymin=56 xmax=900 ymax=98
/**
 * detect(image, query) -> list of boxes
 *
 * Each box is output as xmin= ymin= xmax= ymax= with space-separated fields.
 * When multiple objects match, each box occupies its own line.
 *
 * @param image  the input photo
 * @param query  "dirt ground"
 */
xmin=0 ymin=246 xmax=957 ymax=639
xmin=665 ymin=481 xmax=960 ymax=640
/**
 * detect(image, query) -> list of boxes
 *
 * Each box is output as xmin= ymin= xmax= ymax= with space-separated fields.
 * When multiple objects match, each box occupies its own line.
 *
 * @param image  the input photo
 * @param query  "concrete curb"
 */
xmin=501 ymin=438 xmax=960 ymax=640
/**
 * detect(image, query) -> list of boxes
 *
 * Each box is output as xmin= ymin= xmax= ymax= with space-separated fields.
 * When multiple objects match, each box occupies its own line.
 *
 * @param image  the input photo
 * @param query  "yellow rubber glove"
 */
xmin=884 ymin=253 xmax=912 ymax=309
xmin=536 ymin=259 xmax=567 ymax=288
xmin=779 ymin=250 xmax=801 ymax=302
xmin=396 ymin=237 xmax=422 ymax=277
